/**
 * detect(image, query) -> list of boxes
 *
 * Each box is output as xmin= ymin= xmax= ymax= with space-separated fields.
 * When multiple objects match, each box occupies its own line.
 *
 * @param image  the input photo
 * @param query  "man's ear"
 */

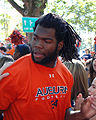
xmin=58 ymin=41 xmax=64 ymax=51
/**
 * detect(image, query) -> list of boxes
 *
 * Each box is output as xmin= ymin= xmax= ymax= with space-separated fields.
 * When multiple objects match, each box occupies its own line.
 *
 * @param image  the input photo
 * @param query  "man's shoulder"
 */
xmin=57 ymin=58 xmax=68 ymax=69
xmin=13 ymin=54 xmax=31 ymax=66
xmin=5 ymin=54 xmax=32 ymax=73
xmin=15 ymin=53 xmax=31 ymax=64
xmin=57 ymin=58 xmax=72 ymax=75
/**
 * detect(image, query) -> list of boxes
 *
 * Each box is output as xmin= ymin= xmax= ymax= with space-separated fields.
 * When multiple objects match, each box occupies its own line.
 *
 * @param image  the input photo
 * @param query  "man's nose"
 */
xmin=34 ymin=39 xmax=43 ymax=48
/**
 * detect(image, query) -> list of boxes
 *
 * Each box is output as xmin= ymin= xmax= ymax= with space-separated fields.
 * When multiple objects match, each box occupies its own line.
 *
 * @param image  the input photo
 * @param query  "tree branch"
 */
xmin=8 ymin=0 xmax=24 ymax=16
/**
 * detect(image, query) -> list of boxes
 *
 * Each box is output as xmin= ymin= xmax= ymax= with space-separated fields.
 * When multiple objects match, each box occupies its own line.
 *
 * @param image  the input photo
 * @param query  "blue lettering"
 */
xmin=60 ymin=86 xmax=67 ymax=94
xmin=43 ymin=87 xmax=48 ymax=95
xmin=48 ymin=87 xmax=53 ymax=94
xmin=36 ymin=88 xmax=44 ymax=97
xmin=64 ymin=86 xmax=67 ymax=93
xmin=53 ymin=86 xmax=59 ymax=94
xmin=35 ymin=86 xmax=68 ymax=97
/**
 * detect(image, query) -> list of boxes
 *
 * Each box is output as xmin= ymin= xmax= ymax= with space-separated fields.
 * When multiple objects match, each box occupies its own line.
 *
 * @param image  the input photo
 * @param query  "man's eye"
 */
xmin=45 ymin=40 xmax=52 ymax=43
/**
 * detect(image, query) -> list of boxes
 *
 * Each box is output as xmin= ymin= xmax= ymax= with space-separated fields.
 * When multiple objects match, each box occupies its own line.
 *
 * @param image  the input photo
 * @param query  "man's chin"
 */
xmin=33 ymin=59 xmax=42 ymax=64
xmin=31 ymin=52 xmax=57 ymax=66
xmin=32 ymin=54 xmax=50 ymax=65
xmin=31 ymin=54 xmax=43 ymax=64
xmin=32 ymin=58 xmax=47 ymax=65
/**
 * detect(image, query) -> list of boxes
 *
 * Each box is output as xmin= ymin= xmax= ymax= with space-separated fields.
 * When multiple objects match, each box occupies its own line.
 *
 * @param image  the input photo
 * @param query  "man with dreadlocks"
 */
xmin=0 ymin=13 xmax=96 ymax=120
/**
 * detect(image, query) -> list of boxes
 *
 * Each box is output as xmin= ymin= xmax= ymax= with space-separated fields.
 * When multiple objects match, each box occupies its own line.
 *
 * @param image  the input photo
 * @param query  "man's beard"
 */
xmin=31 ymin=45 xmax=58 ymax=66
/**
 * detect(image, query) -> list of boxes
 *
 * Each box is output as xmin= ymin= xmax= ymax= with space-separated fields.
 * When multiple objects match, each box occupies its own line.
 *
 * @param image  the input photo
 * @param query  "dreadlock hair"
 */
xmin=34 ymin=13 xmax=81 ymax=61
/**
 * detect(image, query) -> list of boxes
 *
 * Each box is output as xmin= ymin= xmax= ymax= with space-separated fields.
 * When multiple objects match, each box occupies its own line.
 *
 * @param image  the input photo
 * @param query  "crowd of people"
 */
xmin=0 ymin=13 xmax=96 ymax=120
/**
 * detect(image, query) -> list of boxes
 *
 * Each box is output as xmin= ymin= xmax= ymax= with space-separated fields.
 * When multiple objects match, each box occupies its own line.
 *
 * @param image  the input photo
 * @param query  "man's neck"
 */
xmin=41 ymin=59 xmax=57 ymax=68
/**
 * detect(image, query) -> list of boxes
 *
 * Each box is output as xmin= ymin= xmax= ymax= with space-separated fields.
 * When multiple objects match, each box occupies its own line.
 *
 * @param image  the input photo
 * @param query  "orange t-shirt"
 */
xmin=0 ymin=54 xmax=73 ymax=120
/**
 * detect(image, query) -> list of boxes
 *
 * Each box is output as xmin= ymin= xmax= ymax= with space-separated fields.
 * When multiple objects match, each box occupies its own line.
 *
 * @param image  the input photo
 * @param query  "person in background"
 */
xmin=75 ymin=77 xmax=96 ymax=120
xmin=88 ymin=77 xmax=96 ymax=120
xmin=85 ymin=58 xmax=92 ymax=86
xmin=0 ymin=13 xmax=96 ymax=120
xmin=0 ymin=47 xmax=7 ymax=55
xmin=89 ymin=53 xmax=96 ymax=86
xmin=13 ymin=44 xmax=30 ymax=60
xmin=6 ymin=29 xmax=25 ymax=56
xmin=64 ymin=59 xmax=88 ymax=109
xmin=81 ymin=48 xmax=92 ymax=62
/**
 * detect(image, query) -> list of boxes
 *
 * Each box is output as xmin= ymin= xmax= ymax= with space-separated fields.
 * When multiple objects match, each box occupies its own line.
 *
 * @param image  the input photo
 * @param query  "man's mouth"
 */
xmin=33 ymin=52 xmax=44 ymax=58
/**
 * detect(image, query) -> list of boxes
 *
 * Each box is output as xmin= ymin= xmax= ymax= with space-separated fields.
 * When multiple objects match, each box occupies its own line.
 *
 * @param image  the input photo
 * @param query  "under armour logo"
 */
xmin=49 ymin=74 xmax=54 ymax=78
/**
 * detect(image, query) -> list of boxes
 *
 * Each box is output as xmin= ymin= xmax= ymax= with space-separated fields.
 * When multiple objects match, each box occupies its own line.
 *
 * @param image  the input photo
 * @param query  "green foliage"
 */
xmin=34 ymin=0 xmax=42 ymax=8
xmin=0 ymin=0 xmax=23 ymax=39
xmin=0 ymin=13 xmax=12 ymax=39
xmin=45 ymin=0 xmax=96 ymax=32
xmin=45 ymin=0 xmax=66 ymax=16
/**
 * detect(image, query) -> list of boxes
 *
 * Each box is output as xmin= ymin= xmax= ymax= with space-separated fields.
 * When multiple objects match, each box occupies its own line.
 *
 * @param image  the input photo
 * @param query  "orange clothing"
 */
xmin=6 ymin=48 xmax=15 ymax=56
xmin=0 ymin=54 xmax=73 ymax=120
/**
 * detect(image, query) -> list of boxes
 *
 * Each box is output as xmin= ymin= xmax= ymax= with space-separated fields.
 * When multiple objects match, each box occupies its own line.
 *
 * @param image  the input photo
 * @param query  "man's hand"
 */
xmin=0 ymin=62 xmax=13 ymax=80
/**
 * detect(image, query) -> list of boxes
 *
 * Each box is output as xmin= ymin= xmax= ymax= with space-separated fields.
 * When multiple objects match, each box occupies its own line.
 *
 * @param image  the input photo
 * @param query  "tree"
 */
xmin=0 ymin=14 xmax=11 ymax=38
xmin=8 ymin=0 xmax=47 ymax=17
xmin=7 ymin=0 xmax=47 ymax=41
xmin=0 ymin=0 xmax=13 ymax=40
xmin=0 ymin=0 xmax=23 ymax=41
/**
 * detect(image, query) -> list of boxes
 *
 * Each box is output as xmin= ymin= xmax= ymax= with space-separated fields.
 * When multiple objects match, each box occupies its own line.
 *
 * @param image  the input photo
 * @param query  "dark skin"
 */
xmin=31 ymin=25 xmax=63 ymax=68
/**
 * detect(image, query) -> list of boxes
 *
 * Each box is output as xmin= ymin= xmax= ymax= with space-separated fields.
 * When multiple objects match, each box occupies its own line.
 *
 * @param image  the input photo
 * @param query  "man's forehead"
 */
xmin=34 ymin=25 xmax=56 ymax=37
xmin=36 ymin=24 xmax=55 ymax=31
